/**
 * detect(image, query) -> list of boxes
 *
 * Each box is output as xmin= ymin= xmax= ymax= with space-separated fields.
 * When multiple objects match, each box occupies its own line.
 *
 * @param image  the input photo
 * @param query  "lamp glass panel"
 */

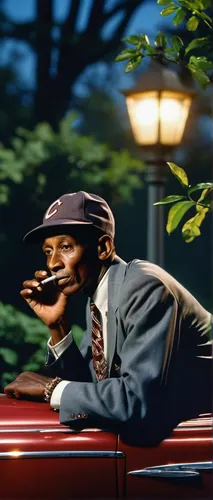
xmin=160 ymin=91 xmax=192 ymax=145
xmin=126 ymin=92 xmax=159 ymax=145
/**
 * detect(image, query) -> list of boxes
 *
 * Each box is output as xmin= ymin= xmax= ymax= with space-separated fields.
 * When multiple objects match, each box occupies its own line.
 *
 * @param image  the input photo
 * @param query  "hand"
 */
xmin=4 ymin=372 xmax=53 ymax=401
xmin=20 ymin=270 xmax=69 ymax=328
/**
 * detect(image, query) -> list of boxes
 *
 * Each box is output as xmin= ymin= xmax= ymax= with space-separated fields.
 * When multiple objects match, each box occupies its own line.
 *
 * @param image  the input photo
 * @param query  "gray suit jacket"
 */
xmin=46 ymin=257 xmax=212 ymax=440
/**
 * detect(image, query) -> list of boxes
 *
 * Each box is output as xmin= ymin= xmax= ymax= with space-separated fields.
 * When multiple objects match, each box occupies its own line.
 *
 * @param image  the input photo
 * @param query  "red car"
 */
xmin=0 ymin=394 xmax=212 ymax=500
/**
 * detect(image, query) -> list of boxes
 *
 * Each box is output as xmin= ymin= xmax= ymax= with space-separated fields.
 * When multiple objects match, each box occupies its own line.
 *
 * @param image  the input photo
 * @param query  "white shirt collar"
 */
xmin=92 ymin=268 xmax=109 ymax=313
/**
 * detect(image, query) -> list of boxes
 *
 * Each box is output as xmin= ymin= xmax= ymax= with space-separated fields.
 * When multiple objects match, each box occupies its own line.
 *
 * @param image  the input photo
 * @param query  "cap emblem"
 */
xmin=45 ymin=199 xmax=63 ymax=220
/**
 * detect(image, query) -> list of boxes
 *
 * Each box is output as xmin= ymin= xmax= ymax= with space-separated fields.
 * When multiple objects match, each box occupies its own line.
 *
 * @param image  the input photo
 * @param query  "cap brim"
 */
xmin=23 ymin=219 xmax=93 ymax=244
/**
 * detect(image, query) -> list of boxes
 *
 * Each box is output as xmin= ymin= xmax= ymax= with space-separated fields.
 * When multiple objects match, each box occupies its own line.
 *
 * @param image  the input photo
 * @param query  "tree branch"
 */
xmin=85 ymin=0 xmax=145 ymax=64
xmin=61 ymin=0 xmax=81 ymax=35
xmin=104 ymin=0 xmax=140 ymax=22
xmin=85 ymin=0 xmax=105 ymax=35
xmin=34 ymin=0 xmax=53 ymax=123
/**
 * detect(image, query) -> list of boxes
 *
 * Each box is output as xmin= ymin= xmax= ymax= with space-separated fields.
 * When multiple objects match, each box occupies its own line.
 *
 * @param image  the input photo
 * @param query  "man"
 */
xmin=4 ymin=191 xmax=212 ymax=442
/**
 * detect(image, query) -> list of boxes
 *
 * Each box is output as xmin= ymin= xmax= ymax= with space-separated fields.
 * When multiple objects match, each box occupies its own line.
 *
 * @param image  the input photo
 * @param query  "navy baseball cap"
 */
xmin=23 ymin=191 xmax=115 ymax=243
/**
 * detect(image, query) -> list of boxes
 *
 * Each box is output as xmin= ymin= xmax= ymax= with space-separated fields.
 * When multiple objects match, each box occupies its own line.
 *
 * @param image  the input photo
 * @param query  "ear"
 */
xmin=97 ymin=235 xmax=114 ymax=261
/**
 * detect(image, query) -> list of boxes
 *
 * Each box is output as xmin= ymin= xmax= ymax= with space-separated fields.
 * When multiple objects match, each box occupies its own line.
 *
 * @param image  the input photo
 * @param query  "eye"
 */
xmin=61 ymin=244 xmax=73 ymax=251
xmin=43 ymin=248 xmax=52 ymax=256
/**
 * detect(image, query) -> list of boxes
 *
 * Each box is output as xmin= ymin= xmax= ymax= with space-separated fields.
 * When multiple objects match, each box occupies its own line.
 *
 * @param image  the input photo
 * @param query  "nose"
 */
xmin=48 ymin=251 xmax=65 ymax=274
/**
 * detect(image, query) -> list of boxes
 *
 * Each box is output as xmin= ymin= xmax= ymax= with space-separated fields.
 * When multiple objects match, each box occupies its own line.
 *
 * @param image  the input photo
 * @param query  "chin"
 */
xmin=61 ymin=283 xmax=82 ymax=296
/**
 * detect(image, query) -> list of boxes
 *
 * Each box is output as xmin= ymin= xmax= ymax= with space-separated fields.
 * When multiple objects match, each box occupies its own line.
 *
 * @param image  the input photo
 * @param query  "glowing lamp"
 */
xmin=122 ymin=61 xmax=196 ymax=148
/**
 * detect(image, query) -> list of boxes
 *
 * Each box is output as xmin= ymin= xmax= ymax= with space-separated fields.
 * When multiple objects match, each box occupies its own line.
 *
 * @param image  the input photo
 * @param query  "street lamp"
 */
xmin=122 ymin=60 xmax=196 ymax=267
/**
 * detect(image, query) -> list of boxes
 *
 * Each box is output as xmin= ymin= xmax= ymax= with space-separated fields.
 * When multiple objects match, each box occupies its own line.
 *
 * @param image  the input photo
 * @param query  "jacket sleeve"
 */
xmin=44 ymin=329 xmax=93 ymax=382
xmin=60 ymin=264 xmax=179 ymax=429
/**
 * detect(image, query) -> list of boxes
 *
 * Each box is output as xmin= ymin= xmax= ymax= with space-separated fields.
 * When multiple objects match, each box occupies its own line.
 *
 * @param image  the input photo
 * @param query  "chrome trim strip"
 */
xmin=175 ymin=426 xmax=212 ymax=431
xmin=128 ymin=461 xmax=212 ymax=478
xmin=0 ymin=428 xmax=83 ymax=434
xmin=181 ymin=462 xmax=212 ymax=471
xmin=0 ymin=450 xmax=125 ymax=460
xmin=4 ymin=427 xmax=212 ymax=434
xmin=0 ymin=427 xmax=104 ymax=434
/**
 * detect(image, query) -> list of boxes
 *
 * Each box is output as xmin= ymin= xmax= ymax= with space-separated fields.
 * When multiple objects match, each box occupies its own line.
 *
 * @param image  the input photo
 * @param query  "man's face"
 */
xmin=42 ymin=233 xmax=99 ymax=296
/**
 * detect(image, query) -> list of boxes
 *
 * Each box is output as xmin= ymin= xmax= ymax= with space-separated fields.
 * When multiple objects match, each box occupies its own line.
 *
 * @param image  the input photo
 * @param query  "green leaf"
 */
xmin=196 ymin=188 xmax=212 ymax=212
xmin=157 ymin=0 xmax=172 ymax=4
xmin=122 ymin=35 xmax=142 ymax=46
xmin=122 ymin=33 xmax=151 ymax=51
xmin=166 ymin=201 xmax=195 ymax=234
xmin=173 ymin=7 xmax=187 ymax=25
xmin=154 ymin=195 xmax=187 ymax=205
xmin=185 ymin=37 xmax=210 ymax=55
xmin=124 ymin=55 xmax=142 ymax=73
xmin=35 ymin=123 xmax=54 ymax=142
xmin=198 ymin=11 xmax=212 ymax=26
xmin=115 ymin=48 xmax=138 ymax=62
xmin=186 ymin=16 xmax=199 ymax=31
xmin=188 ymin=65 xmax=210 ymax=88
xmin=189 ymin=56 xmax=213 ymax=71
xmin=161 ymin=5 xmax=177 ymax=16
xmin=182 ymin=217 xmax=201 ymax=242
xmin=140 ymin=34 xmax=150 ymax=46
xmin=155 ymin=32 xmax=168 ymax=48
xmin=146 ymin=46 xmax=158 ymax=55
xmin=0 ymin=185 xmax=9 ymax=204
xmin=196 ymin=57 xmax=213 ymax=71
xmin=0 ymin=348 xmax=18 ymax=365
xmin=192 ymin=209 xmax=209 ymax=227
xmin=0 ymin=149 xmax=15 ymax=161
xmin=182 ymin=208 xmax=209 ymax=242
xmin=167 ymin=162 xmax=189 ymax=188
xmin=188 ymin=182 xmax=213 ymax=196
xmin=171 ymin=35 xmax=184 ymax=52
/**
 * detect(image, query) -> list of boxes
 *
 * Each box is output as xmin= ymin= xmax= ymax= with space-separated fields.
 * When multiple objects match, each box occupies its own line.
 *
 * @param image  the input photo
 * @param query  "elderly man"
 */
xmin=4 ymin=191 xmax=212 ymax=441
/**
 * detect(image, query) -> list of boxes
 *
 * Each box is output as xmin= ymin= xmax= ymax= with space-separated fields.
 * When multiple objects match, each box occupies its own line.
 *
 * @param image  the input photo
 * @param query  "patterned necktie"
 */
xmin=90 ymin=302 xmax=108 ymax=381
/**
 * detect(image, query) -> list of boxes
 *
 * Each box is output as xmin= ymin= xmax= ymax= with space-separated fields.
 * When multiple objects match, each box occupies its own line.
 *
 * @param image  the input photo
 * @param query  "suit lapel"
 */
xmin=107 ymin=256 xmax=127 ymax=374
xmin=84 ymin=256 xmax=127 ymax=379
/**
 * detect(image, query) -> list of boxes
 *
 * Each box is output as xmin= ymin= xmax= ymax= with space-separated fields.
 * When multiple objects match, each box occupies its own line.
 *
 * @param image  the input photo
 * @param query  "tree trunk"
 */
xmin=32 ymin=0 xmax=145 ymax=127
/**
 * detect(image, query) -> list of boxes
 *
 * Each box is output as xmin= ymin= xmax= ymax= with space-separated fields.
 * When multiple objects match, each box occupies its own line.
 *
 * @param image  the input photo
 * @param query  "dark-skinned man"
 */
xmin=4 ymin=191 xmax=212 ymax=443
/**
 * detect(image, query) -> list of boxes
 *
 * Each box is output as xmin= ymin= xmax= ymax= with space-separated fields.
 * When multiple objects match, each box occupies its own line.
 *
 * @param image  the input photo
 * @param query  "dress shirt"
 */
xmin=47 ymin=331 xmax=73 ymax=359
xmin=50 ymin=268 xmax=109 ymax=409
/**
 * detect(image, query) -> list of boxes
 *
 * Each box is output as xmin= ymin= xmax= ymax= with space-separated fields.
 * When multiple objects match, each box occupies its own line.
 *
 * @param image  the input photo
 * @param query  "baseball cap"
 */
xmin=23 ymin=191 xmax=115 ymax=243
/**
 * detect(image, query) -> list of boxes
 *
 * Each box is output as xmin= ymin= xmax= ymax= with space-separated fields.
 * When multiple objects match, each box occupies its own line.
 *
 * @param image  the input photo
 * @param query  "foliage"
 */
xmin=0 ymin=112 xmax=145 ymax=208
xmin=115 ymin=0 xmax=213 ymax=88
xmin=0 ymin=301 xmax=84 ymax=392
xmin=115 ymin=0 xmax=212 ymax=241
xmin=154 ymin=163 xmax=212 ymax=242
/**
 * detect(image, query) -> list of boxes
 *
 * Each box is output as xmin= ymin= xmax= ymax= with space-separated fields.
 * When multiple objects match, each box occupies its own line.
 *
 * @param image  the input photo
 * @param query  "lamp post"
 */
xmin=122 ymin=60 xmax=196 ymax=267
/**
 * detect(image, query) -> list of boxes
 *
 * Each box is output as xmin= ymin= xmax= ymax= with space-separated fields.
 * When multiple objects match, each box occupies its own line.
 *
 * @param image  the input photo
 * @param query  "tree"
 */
xmin=0 ymin=0 xmax=147 ymax=129
xmin=115 ymin=0 xmax=213 ymax=242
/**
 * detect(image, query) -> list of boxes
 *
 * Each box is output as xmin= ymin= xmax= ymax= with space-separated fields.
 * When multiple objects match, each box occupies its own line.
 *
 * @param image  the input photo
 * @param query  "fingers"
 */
xmin=20 ymin=288 xmax=33 ymax=300
xmin=4 ymin=383 xmax=19 ymax=399
xmin=35 ymin=270 xmax=48 ymax=280
xmin=22 ymin=271 xmax=48 ymax=291
xmin=4 ymin=387 xmax=13 ymax=398
xmin=22 ymin=279 xmax=42 ymax=291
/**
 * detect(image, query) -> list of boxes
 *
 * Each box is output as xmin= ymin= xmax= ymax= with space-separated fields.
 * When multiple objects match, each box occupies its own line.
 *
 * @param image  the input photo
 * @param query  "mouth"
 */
xmin=56 ymin=275 xmax=73 ymax=287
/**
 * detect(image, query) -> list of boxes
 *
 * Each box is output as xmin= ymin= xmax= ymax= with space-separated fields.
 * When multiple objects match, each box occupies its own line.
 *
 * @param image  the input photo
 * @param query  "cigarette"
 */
xmin=41 ymin=275 xmax=58 ymax=285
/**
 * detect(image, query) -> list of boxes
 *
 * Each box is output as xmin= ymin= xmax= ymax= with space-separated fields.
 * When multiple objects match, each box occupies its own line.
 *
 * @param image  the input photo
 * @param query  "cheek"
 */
xmin=64 ymin=257 xmax=88 ymax=282
xmin=76 ymin=264 xmax=90 ymax=284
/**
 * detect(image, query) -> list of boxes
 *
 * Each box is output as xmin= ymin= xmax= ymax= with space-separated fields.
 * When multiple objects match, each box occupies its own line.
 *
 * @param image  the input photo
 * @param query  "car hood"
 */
xmin=0 ymin=394 xmax=60 ymax=428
